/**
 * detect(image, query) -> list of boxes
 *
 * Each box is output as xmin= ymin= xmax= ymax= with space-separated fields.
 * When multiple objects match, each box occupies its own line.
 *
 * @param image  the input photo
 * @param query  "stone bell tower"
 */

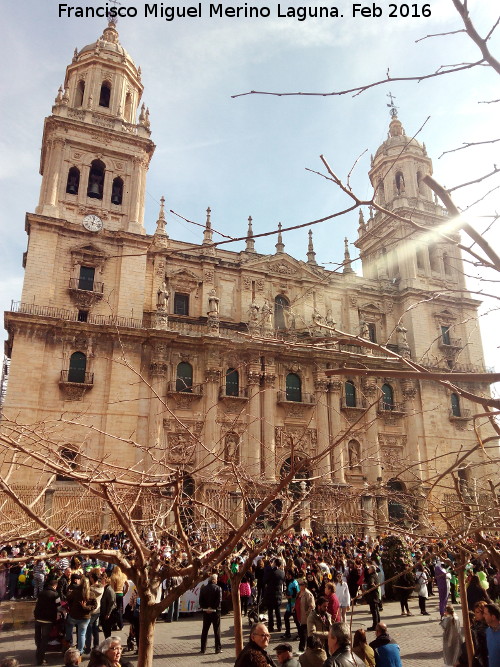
xmin=36 ymin=20 xmax=155 ymax=233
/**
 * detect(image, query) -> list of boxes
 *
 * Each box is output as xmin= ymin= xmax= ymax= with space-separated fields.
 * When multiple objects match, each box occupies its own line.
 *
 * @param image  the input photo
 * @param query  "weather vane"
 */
xmin=387 ymin=92 xmax=398 ymax=118
xmin=108 ymin=0 xmax=121 ymax=26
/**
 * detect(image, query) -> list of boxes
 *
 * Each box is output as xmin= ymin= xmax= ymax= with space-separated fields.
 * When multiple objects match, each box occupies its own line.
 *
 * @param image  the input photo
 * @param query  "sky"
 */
xmin=0 ymin=0 xmax=499 ymax=370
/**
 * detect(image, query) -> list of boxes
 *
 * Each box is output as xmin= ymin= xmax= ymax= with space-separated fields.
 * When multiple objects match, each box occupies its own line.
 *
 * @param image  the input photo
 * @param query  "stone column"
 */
xmin=262 ymin=373 xmax=276 ymax=481
xmin=203 ymin=368 xmax=221 ymax=473
xmin=361 ymin=490 xmax=376 ymax=536
xmin=148 ymin=345 xmax=168 ymax=464
xmin=40 ymin=138 xmax=65 ymax=213
xmin=245 ymin=368 xmax=262 ymax=478
xmin=363 ymin=380 xmax=382 ymax=483
xmin=128 ymin=156 xmax=143 ymax=225
xmin=314 ymin=378 xmax=330 ymax=483
xmin=328 ymin=378 xmax=345 ymax=483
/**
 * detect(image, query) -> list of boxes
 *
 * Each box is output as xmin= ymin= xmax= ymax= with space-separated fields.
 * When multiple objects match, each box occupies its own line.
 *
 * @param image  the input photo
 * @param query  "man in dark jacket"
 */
xmin=199 ymin=574 xmax=222 ymax=654
xmin=324 ymin=623 xmax=364 ymax=667
xmin=264 ymin=559 xmax=285 ymax=633
xmin=34 ymin=576 xmax=60 ymax=665
xmin=369 ymin=623 xmax=402 ymax=667
xmin=235 ymin=622 xmax=277 ymax=667
xmin=364 ymin=566 xmax=381 ymax=631
xmin=99 ymin=575 xmax=117 ymax=639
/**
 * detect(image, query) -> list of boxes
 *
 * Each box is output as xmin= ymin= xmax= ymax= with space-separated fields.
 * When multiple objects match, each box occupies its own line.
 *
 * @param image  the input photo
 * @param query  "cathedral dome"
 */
xmin=77 ymin=22 xmax=137 ymax=71
xmin=374 ymin=114 xmax=425 ymax=160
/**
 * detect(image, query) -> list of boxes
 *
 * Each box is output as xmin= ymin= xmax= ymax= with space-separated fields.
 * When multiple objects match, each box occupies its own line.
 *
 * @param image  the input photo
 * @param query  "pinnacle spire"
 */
xmin=358 ymin=208 xmax=366 ymax=232
xmin=306 ymin=229 xmax=317 ymax=265
xmin=155 ymin=196 xmax=167 ymax=236
xmin=275 ymin=222 xmax=285 ymax=254
xmin=245 ymin=216 xmax=256 ymax=253
xmin=343 ymin=237 xmax=354 ymax=274
xmin=203 ymin=206 xmax=213 ymax=244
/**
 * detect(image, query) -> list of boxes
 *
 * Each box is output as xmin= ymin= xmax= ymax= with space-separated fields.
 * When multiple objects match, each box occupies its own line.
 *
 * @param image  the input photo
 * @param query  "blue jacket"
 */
xmin=374 ymin=642 xmax=402 ymax=667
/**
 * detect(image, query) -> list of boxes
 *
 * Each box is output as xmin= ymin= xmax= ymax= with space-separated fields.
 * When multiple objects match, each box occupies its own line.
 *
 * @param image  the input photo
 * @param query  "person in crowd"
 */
xmin=298 ymin=636 xmax=326 ymax=667
xmin=415 ymin=563 xmax=430 ymax=616
xmin=440 ymin=604 xmax=461 ymax=667
xmin=467 ymin=574 xmax=491 ymax=611
xmin=198 ymin=573 xmax=222 ymax=654
xmin=305 ymin=572 xmax=320 ymax=600
xmin=333 ymin=573 xmax=350 ymax=622
xmin=283 ymin=569 xmax=300 ymax=640
xmin=34 ymin=575 xmax=60 ymax=666
xmin=100 ymin=573 xmax=117 ymax=639
xmin=324 ymin=622 xmax=364 ymax=667
xmin=234 ymin=622 xmax=277 ymax=667
xmin=255 ymin=559 xmax=266 ymax=606
xmin=109 ymin=566 xmax=128 ymax=631
xmin=97 ymin=637 xmax=133 ymax=667
xmin=58 ymin=567 xmax=72 ymax=602
xmin=63 ymin=648 xmax=82 ymax=666
xmin=274 ymin=642 xmax=300 ymax=667
xmin=471 ymin=601 xmax=489 ymax=667
xmin=435 ymin=561 xmax=451 ymax=619
xmin=324 ymin=582 xmax=340 ymax=623
xmin=483 ymin=602 xmax=500 ymax=666
xmin=84 ymin=568 xmax=105 ymax=654
xmin=264 ymin=558 xmax=285 ymax=634
xmin=393 ymin=563 xmax=414 ymax=617
xmin=369 ymin=623 xmax=402 ymax=667
xmin=352 ymin=629 xmax=375 ymax=667
xmin=0 ymin=659 xmax=19 ymax=667
xmin=87 ymin=650 xmax=112 ymax=667
xmin=32 ymin=556 xmax=47 ymax=598
xmin=65 ymin=573 xmax=97 ymax=653
xmin=163 ymin=574 xmax=182 ymax=622
xmin=364 ymin=565 xmax=381 ymax=631
xmin=296 ymin=579 xmax=315 ymax=653
xmin=240 ymin=573 xmax=253 ymax=616
xmin=307 ymin=595 xmax=331 ymax=653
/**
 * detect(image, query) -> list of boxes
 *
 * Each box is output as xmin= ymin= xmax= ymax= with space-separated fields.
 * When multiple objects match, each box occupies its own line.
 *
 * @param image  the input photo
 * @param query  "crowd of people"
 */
xmin=1 ymin=529 xmax=500 ymax=666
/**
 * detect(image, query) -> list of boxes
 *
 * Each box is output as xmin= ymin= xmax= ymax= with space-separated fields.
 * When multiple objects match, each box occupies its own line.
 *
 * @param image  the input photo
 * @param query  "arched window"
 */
xmin=99 ymin=81 xmax=111 ymax=108
xmin=176 ymin=362 xmax=193 ymax=393
xmin=395 ymin=171 xmax=405 ymax=194
xmin=111 ymin=177 xmax=123 ymax=205
xmin=344 ymin=381 xmax=356 ymax=408
xmin=87 ymin=159 xmax=105 ymax=199
xmin=66 ymin=167 xmax=80 ymax=195
xmin=68 ymin=352 xmax=87 ymax=383
xmin=225 ymin=368 xmax=239 ymax=397
xmin=274 ymin=295 xmax=289 ymax=330
xmin=75 ymin=80 xmax=85 ymax=107
xmin=451 ymin=393 xmax=461 ymax=417
xmin=285 ymin=373 xmax=302 ymax=402
xmin=416 ymin=248 xmax=426 ymax=271
xmin=429 ymin=245 xmax=440 ymax=272
xmin=443 ymin=252 xmax=452 ymax=276
xmin=381 ymin=383 xmax=394 ymax=410
xmin=348 ymin=440 xmax=361 ymax=470
xmin=56 ymin=447 xmax=78 ymax=481
xmin=224 ymin=432 xmax=240 ymax=463
xmin=124 ymin=92 xmax=132 ymax=121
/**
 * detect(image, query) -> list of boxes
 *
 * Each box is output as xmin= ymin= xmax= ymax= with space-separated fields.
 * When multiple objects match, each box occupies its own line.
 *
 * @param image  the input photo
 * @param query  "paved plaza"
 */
xmin=1 ymin=597 xmax=445 ymax=666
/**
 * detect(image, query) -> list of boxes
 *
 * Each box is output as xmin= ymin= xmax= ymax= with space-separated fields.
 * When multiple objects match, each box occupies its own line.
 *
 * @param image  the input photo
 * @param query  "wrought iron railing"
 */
xmin=167 ymin=381 xmax=203 ymax=395
xmin=68 ymin=278 xmax=104 ymax=293
xmin=277 ymin=391 xmax=316 ymax=405
xmin=378 ymin=400 xmax=406 ymax=413
xmin=60 ymin=370 xmax=94 ymax=384
xmin=219 ymin=386 xmax=248 ymax=399
xmin=341 ymin=398 xmax=367 ymax=410
xmin=10 ymin=302 xmax=144 ymax=329
xmin=449 ymin=408 xmax=471 ymax=419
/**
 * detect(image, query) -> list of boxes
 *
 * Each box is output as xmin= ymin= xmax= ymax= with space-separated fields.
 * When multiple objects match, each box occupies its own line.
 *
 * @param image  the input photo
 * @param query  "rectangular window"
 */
xmin=78 ymin=310 xmax=89 ymax=322
xmin=56 ymin=448 xmax=77 ymax=482
xmin=174 ymin=293 xmax=189 ymax=316
xmin=441 ymin=326 xmax=451 ymax=345
xmin=78 ymin=266 xmax=95 ymax=291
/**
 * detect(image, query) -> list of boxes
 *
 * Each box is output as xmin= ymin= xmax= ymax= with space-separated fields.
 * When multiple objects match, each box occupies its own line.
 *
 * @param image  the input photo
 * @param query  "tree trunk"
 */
xmin=458 ymin=560 xmax=473 ymax=667
xmin=231 ymin=576 xmax=244 ymax=656
xmin=137 ymin=603 xmax=157 ymax=667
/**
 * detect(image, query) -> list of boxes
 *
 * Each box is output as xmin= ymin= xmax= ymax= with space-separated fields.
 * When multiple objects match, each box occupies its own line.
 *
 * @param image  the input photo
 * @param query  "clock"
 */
xmin=82 ymin=214 xmax=103 ymax=232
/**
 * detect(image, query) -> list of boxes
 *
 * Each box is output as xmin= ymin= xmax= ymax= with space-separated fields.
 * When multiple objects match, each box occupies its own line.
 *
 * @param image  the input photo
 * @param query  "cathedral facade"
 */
xmin=1 ymin=22 xmax=492 ymax=535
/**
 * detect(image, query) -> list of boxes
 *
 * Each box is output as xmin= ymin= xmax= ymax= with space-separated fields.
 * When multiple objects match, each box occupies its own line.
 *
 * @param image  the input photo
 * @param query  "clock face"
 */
xmin=82 ymin=214 xmax=103 ymax=232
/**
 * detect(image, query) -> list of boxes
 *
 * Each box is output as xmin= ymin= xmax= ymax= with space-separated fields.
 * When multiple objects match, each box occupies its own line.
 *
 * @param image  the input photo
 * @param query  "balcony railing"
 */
xmin=10 ymin=301 xmax=144 ymax=329
xmin=219 ymin=386 xmax=249 ymax=399
xmin=439 ymin=337 xmax=462 ymax=349
xmin=68 ymin=278 xmax=104 ymax=293
xmin=277 ymin=391 xmax=316 ymax=405
xmin=59 ymin=370 xmax=94 ymax=385
xmin=449 ymin=408 xmax=471 ymax=420
xmin=341 ymin=398 xmax=367 ymax=410
xmin=167 ymin=381 xmax=203 ymax=396
xmin=378 ymin=400 xmax=406 ymax=414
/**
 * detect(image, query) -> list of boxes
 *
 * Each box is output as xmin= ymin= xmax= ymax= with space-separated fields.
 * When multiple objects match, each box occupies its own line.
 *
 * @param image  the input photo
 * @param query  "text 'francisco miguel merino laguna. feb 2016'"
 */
xmin=58 ymin=3 xmax=433 ymax=21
